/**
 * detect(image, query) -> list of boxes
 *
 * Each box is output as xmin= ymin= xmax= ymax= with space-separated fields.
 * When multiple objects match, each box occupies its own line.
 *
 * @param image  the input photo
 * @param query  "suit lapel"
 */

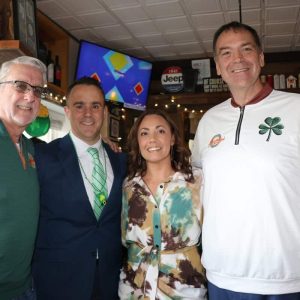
xmin=103 ymin=142 xmax=120 ymax=182
xmin=99 ymin=143 xmax=123 ymax=216
xmin=58 ymin=135 xmax=95 ymax=218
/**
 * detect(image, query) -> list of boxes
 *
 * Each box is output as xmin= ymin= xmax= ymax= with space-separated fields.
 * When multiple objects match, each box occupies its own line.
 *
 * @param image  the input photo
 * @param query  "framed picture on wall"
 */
xmin=109 ymin=115 xmax=120 ymax=141
xmin=0 ymin=0 xmax=14 ymax=40
xmin=12 ymin=0 xmax=38 ymax=57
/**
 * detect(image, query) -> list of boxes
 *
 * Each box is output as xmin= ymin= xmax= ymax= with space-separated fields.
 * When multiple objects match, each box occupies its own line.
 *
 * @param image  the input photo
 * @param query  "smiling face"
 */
xmin=214 ymin=28 xmax=264 ymax=94
xmin=64 ymin=84 xmax=106 ymax=145
xmin=0 ymin=64 xmax=43 ymax=134
xmin=137 ymin=114 xmax=175 ymax=166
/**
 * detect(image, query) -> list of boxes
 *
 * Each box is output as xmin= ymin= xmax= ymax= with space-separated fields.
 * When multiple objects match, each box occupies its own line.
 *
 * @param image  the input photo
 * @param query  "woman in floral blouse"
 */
xmin=118 ymin=109 xmax=207 ymax=299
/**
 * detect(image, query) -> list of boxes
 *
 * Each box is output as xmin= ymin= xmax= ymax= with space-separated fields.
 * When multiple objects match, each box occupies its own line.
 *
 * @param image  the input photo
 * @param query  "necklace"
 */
xmin=69 ymin=134 xmax=108 ymax=199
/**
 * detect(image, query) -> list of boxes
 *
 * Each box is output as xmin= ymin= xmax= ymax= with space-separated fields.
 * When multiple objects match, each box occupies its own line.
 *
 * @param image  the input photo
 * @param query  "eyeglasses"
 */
xmin=0 ymin=80 xmax=47 ymax=98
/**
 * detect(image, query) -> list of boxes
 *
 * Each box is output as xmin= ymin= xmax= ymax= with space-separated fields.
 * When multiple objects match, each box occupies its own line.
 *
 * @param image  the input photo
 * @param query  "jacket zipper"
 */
xmin=235 ymin=106 xmax=245 ymax=145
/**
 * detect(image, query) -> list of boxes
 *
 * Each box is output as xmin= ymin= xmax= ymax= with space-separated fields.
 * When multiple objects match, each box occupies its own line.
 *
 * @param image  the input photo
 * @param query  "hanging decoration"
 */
xmin=25 ymin=103 xmax=50 ymax=137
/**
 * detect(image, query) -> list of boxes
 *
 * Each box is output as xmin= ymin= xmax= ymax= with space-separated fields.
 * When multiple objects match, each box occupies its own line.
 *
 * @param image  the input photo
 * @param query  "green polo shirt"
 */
xmin=0 ymin=121 xmax=39 ymax=300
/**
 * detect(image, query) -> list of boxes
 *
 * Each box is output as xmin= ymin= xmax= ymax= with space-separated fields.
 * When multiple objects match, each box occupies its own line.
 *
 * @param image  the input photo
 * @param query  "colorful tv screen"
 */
xmin=75 ymin=40 xmax=153 ymax=111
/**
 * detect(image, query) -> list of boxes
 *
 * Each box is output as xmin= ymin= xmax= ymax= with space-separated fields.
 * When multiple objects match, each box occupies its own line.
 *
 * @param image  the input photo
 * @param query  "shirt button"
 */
xmin=154 ymin=205 xmax=158 ymax=208
xmin=155 ymin=225 xmax=158 ymax=229
xmin=155 ymin=244 xmax=159 ymax=248
xmin=160 ymin=185 xmax=163 ymax=188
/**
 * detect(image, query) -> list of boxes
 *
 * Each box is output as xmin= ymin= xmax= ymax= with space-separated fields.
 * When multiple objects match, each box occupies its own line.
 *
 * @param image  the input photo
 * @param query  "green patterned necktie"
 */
xmin=87 ymin=147 xmax=108 ymax=219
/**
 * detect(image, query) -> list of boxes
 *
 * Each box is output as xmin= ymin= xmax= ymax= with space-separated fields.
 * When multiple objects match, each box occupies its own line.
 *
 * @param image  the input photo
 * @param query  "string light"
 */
xmin=149 ymin=99 xmax=207 ymax=115
xmin=43 ymin=84 xmax=66 ymax=106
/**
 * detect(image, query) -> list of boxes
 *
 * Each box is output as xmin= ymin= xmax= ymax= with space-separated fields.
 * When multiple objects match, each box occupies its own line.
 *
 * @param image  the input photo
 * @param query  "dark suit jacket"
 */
xmin=32 ymin=134 xmax=127 ymax=300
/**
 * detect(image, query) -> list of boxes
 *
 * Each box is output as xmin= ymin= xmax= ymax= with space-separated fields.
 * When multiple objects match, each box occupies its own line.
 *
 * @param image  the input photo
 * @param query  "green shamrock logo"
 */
xmin=259 ymin=117 xmax=284 ymax=141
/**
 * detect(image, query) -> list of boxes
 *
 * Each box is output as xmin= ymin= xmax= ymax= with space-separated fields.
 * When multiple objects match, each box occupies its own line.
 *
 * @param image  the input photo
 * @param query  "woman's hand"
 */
xmin=102 ymin=136 xmax=121 ymax=153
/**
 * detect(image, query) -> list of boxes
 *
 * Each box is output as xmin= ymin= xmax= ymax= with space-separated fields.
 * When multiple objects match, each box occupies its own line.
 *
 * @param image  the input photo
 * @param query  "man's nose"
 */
xmin=23 ymin=88 xmax=36 ymax=101
xmin=83 ymin=106 xmax=92 ymax=115
xmin=232 ymin=50 xmax=244 ymax=62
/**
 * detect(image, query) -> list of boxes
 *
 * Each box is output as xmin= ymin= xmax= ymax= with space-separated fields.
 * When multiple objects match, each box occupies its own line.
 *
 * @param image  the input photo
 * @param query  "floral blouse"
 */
xmin=118 ymin=170 xmax=207 ymax=300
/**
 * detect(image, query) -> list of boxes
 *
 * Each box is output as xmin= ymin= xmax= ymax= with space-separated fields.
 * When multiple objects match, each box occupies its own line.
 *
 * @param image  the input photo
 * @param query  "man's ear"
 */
xmin=259 ymin=51 xmax=265 ymax=68
xmin=64 ymin=105 xmax=70 ymax=119
xmin=104 ymin=105 xmax=108 ymax=117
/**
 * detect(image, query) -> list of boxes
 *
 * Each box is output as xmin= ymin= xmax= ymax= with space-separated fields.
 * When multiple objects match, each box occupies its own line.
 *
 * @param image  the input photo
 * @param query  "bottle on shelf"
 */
xmin=38 ymin=40 xmax=48 ymax=65
xmin=279 ymin=74 xmax=286 ymax=89
xmin=273 ymin=74 xmax=280 ymax=90
xmin=54 ymin=55 xmax=62 ymax=87
xmin=260 ymin=75 xmax=266 ymax=84
xmin=47 ymin=50 xmax=54 ymax=84
xmin=266 ymin=74 xmax=273 ymax=88
xmin=286 ymin=75 xmax=297 ymax=89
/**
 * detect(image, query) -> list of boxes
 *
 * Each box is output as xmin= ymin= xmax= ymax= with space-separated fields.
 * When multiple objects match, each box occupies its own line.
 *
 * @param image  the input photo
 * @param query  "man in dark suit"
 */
xmin=32 ymin=77 xmax=127 ymax=300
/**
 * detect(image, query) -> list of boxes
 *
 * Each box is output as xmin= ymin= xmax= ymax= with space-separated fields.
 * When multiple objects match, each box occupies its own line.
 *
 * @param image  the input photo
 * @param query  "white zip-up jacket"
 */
xmin=192 ymin=86 xmax=300 ymax=294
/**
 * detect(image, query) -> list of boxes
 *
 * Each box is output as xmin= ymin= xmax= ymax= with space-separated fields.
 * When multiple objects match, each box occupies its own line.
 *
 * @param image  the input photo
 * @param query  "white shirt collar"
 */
xmin=69 ymin=132 xmax=102 ymax=158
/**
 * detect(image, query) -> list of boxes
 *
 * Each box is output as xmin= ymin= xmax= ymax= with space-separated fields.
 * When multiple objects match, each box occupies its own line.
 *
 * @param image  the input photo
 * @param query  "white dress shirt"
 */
xmin=70 ymin=132 xmax=114 ymax=208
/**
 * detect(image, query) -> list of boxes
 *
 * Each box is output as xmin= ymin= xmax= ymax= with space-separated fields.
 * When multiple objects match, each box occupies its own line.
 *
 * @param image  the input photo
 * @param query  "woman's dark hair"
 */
xmin=126 ymin=109 xmax=194 ymax=182
xmin=213 ymin=21 xmax=262 ymax=55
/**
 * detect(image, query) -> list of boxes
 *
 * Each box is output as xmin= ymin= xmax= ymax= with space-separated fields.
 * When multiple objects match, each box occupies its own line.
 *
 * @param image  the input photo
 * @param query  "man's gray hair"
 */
xmin=0 ymin=56 xmax=47 ymax=84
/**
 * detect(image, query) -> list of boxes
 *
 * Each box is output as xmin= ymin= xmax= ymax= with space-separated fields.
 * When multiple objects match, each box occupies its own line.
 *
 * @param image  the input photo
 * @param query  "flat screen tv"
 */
xmin=75 ymin=40 xmax=153 ymax=111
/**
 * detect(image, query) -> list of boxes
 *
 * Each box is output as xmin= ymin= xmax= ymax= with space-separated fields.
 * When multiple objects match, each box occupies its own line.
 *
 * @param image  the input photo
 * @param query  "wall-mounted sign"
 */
xmin=12 ymin=0 xmax=38 ymax=57
xmin=192 ymin=59 xmax=211 ymax=85
xmin=203 ymin=78 xmax=228 ymax=93
xmin=161 ymin=66 xmax=183 ymax=92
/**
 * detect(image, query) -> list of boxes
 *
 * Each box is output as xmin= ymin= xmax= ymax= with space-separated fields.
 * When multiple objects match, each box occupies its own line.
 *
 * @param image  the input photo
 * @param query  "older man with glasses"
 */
xmin=0 ymin=55 xmax=47 ymax=300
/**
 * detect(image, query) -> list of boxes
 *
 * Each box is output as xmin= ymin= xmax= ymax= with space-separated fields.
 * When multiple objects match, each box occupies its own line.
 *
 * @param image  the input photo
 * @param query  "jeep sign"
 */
xmin=161 ymin=66 xmax=183 ymax=92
